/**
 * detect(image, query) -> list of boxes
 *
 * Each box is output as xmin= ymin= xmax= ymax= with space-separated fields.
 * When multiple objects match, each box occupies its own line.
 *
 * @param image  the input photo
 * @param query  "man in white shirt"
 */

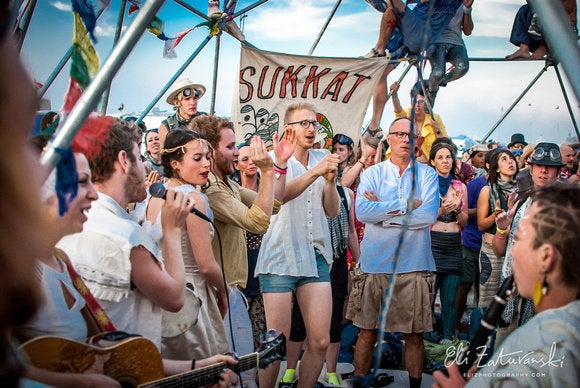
xmin=255 ymin=102 xmax=340 ymax=388
xmin=346 ymin=118 xmax=439 ymax=388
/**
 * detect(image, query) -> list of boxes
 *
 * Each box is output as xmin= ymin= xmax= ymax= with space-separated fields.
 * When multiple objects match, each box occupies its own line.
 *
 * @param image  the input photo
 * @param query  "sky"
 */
xmin=21 ymin=0 xmax=580 ymax=146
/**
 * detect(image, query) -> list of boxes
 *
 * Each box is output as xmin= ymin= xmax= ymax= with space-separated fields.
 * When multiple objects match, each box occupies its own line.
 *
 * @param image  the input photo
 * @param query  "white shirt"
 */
xmin=57 ymin=193 xmax=164 ymax=349
xmin=356 ymin=158 xmax=439 ymax=274
xmin=255 ymin=149 xmax=334 ymax=277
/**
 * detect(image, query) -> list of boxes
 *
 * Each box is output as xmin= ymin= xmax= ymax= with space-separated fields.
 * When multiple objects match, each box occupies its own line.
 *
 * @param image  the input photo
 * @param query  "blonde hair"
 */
xmin=284 ymin=102 xmax=317 ymax=124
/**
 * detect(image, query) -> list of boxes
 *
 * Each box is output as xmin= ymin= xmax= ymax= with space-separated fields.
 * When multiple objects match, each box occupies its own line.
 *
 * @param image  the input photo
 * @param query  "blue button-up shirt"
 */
xmin=356 ymin=159 xmax=439 ymax=274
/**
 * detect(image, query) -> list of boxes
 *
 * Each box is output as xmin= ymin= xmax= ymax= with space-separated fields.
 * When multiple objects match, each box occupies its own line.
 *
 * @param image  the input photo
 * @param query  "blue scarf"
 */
xmin=438 ymin=174 xmax=453 ymax=197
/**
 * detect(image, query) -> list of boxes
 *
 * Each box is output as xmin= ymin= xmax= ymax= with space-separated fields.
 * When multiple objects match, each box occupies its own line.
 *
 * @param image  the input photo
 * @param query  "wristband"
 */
xmin=462 ymin=5 xmax=472 ymax=14
xmin=273 ymin=162 xmax=287 ymax=171
xmin=191 ymin=358 xmax=196 ymax=370
xmin=357 ymin=159 xmax=365 ymax=167
xmin=273 ymin=166 xmax=288 ymax=175
xmin=496 ymin=226 xmax=508 ymax=235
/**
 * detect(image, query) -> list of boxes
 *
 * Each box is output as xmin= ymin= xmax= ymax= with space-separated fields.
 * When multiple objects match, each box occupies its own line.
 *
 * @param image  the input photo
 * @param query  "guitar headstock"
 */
xmin=257 ymin=329 xmax=286 ymax=369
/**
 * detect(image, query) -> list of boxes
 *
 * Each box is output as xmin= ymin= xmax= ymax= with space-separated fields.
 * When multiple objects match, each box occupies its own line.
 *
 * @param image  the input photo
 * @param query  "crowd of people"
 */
xmin=3 ymin=1 xmax=580 ymax=388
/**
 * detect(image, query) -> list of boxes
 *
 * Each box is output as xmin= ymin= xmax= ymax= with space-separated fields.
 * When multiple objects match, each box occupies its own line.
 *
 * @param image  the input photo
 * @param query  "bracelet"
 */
xmin=357 ymin=159 xmax=365 ymax=167
xmin=273 ymin=162 xmax=287 ymax=171
xmin=273 ymin=166 xmax=288 ymax=175
xmin=496 ymin=226 xmax=509 ymax=235
xmin=191 ymin=358 xmax=196 ymax=370
xmin=462 ymin=5 xmax=472 ymax=13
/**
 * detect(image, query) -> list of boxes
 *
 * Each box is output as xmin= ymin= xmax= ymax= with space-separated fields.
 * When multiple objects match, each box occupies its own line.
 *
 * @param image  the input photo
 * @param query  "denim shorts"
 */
xmin=259 ymin=250 xmax=330 ymax=293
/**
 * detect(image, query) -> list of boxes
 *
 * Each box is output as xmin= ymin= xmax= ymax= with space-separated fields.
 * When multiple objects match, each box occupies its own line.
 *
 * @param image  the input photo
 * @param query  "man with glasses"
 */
xmin=493 ymin=142 xmax=564 ymax=345
xmin=346 ymin=118 xmax=439 ymax=388
xmin=255 ymin=103 xmax=341 ymax=388
xmin=159 ymin=78 xmax=206 ymax=147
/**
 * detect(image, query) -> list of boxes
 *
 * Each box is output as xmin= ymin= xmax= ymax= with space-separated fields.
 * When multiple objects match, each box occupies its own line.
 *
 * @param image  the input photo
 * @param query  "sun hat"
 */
xmin=166 ymin=78 xmax=206 ymax=104
xmin=528 ymin=142 xmax=564 ymax=167
xmin=507 ymin=133 xmax=527 ymax=148
xmin=469 ymin=143 xmax=488 ymax=158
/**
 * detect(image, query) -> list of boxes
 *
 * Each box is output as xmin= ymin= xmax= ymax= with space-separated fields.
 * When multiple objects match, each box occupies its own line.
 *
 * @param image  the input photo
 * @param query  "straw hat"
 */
xmin=166 ymin=78 xmax=206 ymax=104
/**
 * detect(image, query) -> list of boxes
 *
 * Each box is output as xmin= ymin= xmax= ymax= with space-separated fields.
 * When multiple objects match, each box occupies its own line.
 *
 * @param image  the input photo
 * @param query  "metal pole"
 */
xmin=529 ymin=0 xmax=580 ymax=101
xmin=308 ymin=0 xmax=341 ymax=55
xmin=100 ymin=0 xmax=127 ymax=115
xmin=387 ymin=63 xmax=412 ymax=101
xmin=38 ymin=7 xmax=106 ymax=98
xmin=480 ymin=63 xmax=549 ymax=142
xmin=173 ymin=0 xmax=207 ymax=20
xmin=16 ymin=0 xmax=37 ymax=52
xmin=136 ymin=34 xmax=213 ymax=124
xmin=232 ymin=0 xmax=268 ymax=18
xmin=553 ymin=64 xmax=580 ymax=140
xmin=41 ymin=0 xmax=166 ymax=169
xmin=210 ymin=34 xmax=221 ymax=115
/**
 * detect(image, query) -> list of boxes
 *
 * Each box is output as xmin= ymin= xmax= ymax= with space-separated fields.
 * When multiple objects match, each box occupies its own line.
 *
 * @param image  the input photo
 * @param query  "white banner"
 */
xmin=232 ymin=45 xmax=388 ymax=148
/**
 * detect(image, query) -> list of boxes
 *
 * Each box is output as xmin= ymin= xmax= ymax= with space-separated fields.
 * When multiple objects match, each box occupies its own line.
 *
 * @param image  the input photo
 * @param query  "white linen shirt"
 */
xmin=57 ymin=193 xmax=164 ymax=349
xmin=356 ymin=158 xmax=439 ymax=274
xmin=255 ymin=149 xmax=334 ymax=277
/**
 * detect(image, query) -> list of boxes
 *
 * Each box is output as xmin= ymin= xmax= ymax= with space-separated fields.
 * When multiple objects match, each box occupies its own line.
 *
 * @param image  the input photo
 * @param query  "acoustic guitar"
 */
xmin=21 ymin=329 xmax=286 ymax=387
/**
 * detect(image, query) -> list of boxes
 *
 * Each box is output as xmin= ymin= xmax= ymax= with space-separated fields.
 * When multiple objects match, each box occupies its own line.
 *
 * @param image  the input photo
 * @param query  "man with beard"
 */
xmin=159 ymin=78 xmax=206 ymax=147
xmin=57 ymin=120 xmax=193 ymax=355
xmin=193 ymin=115 xmax=296 ymax=387
xmin=492 ymin=142 xmax=564 ymax=345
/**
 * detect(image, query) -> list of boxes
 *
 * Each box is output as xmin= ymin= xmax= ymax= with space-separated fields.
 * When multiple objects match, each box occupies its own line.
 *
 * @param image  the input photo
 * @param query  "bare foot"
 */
xmin=530 ymin=43 xmax=548 ymax=60
xmin=506 ymin=47 xmax=531 ymax=60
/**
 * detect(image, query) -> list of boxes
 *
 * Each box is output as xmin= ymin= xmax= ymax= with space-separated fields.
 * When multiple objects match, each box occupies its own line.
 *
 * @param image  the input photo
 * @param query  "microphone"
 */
xmin=149 ymin=182 xmax=212 ymax=223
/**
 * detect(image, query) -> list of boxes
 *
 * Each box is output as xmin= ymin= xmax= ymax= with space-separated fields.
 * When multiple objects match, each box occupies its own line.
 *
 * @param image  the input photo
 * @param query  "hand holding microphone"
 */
xmin=149 ymin=182 xmax=212 ymax=223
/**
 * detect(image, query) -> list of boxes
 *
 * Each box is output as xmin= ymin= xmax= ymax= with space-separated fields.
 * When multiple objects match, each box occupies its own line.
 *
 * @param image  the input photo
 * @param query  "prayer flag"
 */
xmin=163 ymin=28 xmax=194 ymax=58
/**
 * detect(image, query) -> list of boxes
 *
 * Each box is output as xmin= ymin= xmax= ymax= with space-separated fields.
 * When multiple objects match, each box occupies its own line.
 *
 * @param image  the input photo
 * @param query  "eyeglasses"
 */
xmin=332 ymin=134 xmax=353 ymax=146
xmin=181 ymin=87 xmax=201 ymax=99
xmin=287 ymin=120 xmax=321 ymax=130
xmin=388 ymin=131 xmax=418 ymax=139
xmin=532 ymin=147 xmax=561 ymax=161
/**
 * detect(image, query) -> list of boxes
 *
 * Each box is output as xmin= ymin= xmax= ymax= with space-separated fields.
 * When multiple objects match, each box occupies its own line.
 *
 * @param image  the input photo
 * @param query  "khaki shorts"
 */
xmin=346 ymin=268 xmax=434 ymax=333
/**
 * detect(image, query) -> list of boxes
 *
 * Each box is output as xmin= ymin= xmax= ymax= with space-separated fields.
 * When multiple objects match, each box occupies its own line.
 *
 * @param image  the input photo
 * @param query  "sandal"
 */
xmin=371 ymin=372 xmax=394 ymax=387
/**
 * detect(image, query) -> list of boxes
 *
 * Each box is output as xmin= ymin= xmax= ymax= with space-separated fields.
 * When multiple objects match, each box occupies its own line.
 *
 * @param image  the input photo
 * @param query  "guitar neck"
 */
xmin=140 ymin=352 xmax=259 ymax=387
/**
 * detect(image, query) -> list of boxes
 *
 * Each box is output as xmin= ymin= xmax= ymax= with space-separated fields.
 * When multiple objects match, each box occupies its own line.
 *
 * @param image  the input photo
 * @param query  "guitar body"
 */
xmin=20 ymin=336 xmax=164 ymax=387
xmin=20 ymin=329 xmax=285 ymax=387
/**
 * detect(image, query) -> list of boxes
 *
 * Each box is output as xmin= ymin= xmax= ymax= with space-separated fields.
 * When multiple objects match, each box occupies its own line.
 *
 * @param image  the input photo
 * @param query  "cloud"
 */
xmin=471 ymin=0 xmax=522 ymax=38
xmin=244 ymin=0 xmax=371 ymax=41
xmin=51 ymin=1 xmax=71 ymax=12
xmin=95 ymin=22 xmax=124 ymax=37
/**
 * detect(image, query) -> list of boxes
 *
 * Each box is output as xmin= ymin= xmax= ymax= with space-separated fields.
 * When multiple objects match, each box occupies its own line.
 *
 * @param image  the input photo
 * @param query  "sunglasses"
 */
xmin=512 ymin=149 xmax=523 ymax=157
xmin=181 ymin=87 xmax=201 ymax=99
xmin=532 ymin=147 xmax=561 ymax=161
xmin=332 ymin=134 xmax=353 ymax=146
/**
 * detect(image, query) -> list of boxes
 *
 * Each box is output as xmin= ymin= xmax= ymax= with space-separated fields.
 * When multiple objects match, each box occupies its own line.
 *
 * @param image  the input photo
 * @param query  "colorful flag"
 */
xmin=71 ymin=0 xmax=98 ymax=42
xmin=127 ymin=0 xmax=141 ymax=15
xmin=72 ymin=12 xmax=100 ymax=87
xmin=148 ymin=16 xmax=164 ymax=36
xmin=163 ymin=28 xmax=194 ymax=58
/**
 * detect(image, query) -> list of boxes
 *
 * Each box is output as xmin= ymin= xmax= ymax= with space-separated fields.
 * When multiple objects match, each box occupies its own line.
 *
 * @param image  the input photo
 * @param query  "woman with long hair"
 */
xmin=145 ymin=129 xmax=229 ymax=361
xmin=473 ymin=149 xmax=518 ymax=356
xmin=429 ymin=142 xmax=468 ymax=342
